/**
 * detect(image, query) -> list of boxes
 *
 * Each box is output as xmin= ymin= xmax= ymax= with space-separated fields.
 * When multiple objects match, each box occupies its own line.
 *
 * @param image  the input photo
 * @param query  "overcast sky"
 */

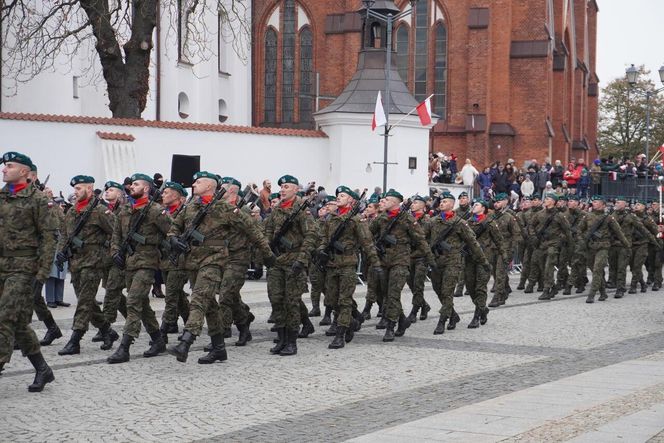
xmin=596 ymin=0 xmax=664 ymax=87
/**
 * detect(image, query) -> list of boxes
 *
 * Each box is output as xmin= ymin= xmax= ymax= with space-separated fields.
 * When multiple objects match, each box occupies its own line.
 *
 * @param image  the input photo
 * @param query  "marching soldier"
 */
xmin=263 ymin=175 xmax=317 ymax=355
xmin=578 ymin=195 xmax=630 ymax=303
xmin=567 ymin=195 xmax=589 ymax=293
xmin=515 ymin=197 xmax=532 ymax=290
xmin=406 ymin=195 xmax=432 ymax=323
xmin=524 ymin=195 xmax=545 ymax=292
xmin=0 ymin=151 xmax=57 ymax=391
xmin=107 ymin=173 xmax=171 ymax=363
xmin=314 ymin=196 xmax=337 ymax=326
xmin=360 ymin=195 xmax=383 ymax=321
xmin=453 ymin=192 xmax=472 ymax=298
xmin=630 ymin=199 xmax=661 ymax=294
xmin=646 ymin=202 xmax=663 ymax=290
xmin=554 ymin=196 xmax=573 ymax=294
xmin=56 ymin=175 xmax=119 ymax=355
xmin=488 ymin=193 xmax=522 ymax=306
xmin=428 ymin=192 xmax=487 ymax=334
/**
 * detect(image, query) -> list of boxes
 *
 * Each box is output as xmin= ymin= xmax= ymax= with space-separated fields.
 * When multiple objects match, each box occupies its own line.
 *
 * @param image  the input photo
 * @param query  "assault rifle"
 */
xmin=375 ymin=199 xmax=413 ymax=258
xmin=584 ymin=214 xmax=608 ymax=245
xmin=314 ymin=189 xmax=367 ymax=271
xmin=431 ymin=212 xmax=463 ymax=256
xmin=535 ymin=211 xmax=557 ymax=241
xmin=169 ymin=187 xmax=227 ymax=265
xmin=55 ymin=190 xmax=102 ymax=272
xmin=270 ymin=191 xmax=317 ymax=256
xmin=115 ymin=185 xmax=165 ymax=269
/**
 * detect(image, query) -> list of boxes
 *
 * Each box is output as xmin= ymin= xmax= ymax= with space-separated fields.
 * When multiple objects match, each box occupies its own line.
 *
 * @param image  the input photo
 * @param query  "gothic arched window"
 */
xmin=299 ymin=27 xmax=314 ymax=125
xmin=395 ymin=25 xmax=410 ymax=84
xmin=264 ymin=28 xmax=278 ymax=124
xmin=434 ymin=22 xmax=447 ymax=119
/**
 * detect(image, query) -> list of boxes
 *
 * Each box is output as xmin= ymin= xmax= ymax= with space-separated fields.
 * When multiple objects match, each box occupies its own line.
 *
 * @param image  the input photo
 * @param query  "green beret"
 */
xmin=192 ymin=171 xmax=219 ymax=183
xmin=269 ymin=192 xmax=280 ymax=200
xmin=221 ymin=176 xmax=242 ymax=188
xmin=384 ymin=189 xmax=403 ymax=201
xmin=412 ymin=194 xmax=428 ymax=203
xmin=459 ymin=191 xmax=469 ymax=198
xmin=591 ymin=195 xmax=605 ymax=202
xmin=324 ymin=195 xmax=337 ymax=203
xmin=70 ymin=175 xmax=95 ymax=187
xmin=473 ymin=198 xmax=488 ymax=208
xmin=131 ymin=173 xmax=154 ymax=185
xmin=522 ymin=196 xmax=532 ymax=201
xmin=2 ymin=151 xmax=34 ymax=169
xmin=367 ymin=195 xmax=380 ymax=204
xmin=636 ymin=199 xmax=647 ymax=205
xmin=544 ymin=193 xmax=559 ymax=202
xmin=567 ymin=195 xmax=580 ymax=201
xmin=440 ymin=191 xmax=455 ymax=201
xmin=164 ymin=181 xmax=188 ymax=196
xmin=557 ymin=195 xmax=568 ymax=201
xmin=495 ymin=192 xmax=509 ymax=201
xmin=531 ymin=195 xmax=542 ymax=201
xmin=277 ymin=175 xmax=299 ymax=186
xmin=335 ymin=185 xmax=359 ymax=200
xmin=615 ymin=196 xmax=628 ymax=202
xmin=104 ymin=181 xmax=124 ymax=191
xmin=30 ymin=163 xmax=38 ymax=172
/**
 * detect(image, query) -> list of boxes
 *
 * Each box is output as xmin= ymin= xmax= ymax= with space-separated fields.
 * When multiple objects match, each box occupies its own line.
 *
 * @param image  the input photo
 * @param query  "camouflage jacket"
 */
xmin=468 ymin=214 xmax=506 ymax=257
xmin=318 ymin=210 xmax=379 ymax=268
xmin=428 ymin=212 xmax=486 ymax=266
xmin=528 ymin=207 xmax=572 ymax=249
xmin=160 ymin=202 xmax=186 ymax=271
xmin=578 ymin=209 xmax=630 ymax=251
xmin=492 ymin=209 xmax=522 ymax=253
xmin=567 ymin=208 xmax=587 ymax=240
xmin=455 ymin=205 xmax=472 ymax=221
xmin=612 ymin=209 xmax=657 ymax=247
xmin=58 ymin=199 xmax=114 ymax=272
xmin=100 ymin=201 xmax=123 ymax=269
xmin=263 ymin=198 xmax=317 ymax=267
xmin=515 ymin=209 xmax=529 ymax=241
xmin=370 ymin=211 xmax=431 ymax=267
xmin=0 ymin=184 xmax=57 ymax=281
xmin=411 ymin=212 xmax=432 ymax=259
xmin=112 ymin=201 xmax=170 ymax=271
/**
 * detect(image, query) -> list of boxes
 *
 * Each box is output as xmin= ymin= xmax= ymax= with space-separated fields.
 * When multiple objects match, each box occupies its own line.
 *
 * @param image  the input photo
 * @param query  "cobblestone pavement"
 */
xmin=1 ymin=273 xmax=664 ymax=442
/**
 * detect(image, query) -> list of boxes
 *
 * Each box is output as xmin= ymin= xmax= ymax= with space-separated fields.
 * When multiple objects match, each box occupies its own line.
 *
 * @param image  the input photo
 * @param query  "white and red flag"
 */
xmin=416 ymin=96 xmax=432 ymax=126
xmin=372 ymin=91 xmax=387 ymax=131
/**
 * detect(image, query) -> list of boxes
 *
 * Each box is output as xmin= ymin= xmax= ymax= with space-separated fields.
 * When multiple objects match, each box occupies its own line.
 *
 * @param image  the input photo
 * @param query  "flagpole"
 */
xmin=389 ymin=93 xmax=434 ymax=131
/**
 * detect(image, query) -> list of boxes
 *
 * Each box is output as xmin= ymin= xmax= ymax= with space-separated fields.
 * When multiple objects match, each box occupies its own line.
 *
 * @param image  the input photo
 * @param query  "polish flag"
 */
xmin=372 ymin=91 xmax=387 ymax=131
xmin=659 ymin=144 xmax=664 ymax=154
xmin=416 ymin=97 xmax=432 ymax=126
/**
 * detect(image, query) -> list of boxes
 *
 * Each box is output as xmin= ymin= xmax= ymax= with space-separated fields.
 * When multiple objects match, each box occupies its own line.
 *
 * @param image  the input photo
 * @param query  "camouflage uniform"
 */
xmin=428 ymin=212 xmax=486 ymax=332
xmin=0 ymin=183 xmax=57 ymax=376
xmin=406 ymin=212 xmax=431 ymax=320
xmin=488 ymin=208 xmax=522 ymax=306
xmin=646 ymin=211 xmax=663 ymax=288
xmin=452 ymin=204 xmax=472 ymax=297
xmin=307 ymin=217 xmax=325 ymax=315
xmin=363 ymin=214 xmax=384 ymax=310
xmin=159 ymin=203 xmax=190 ymax=334
xmin=631 ymin=209 xmax=659 ymax=292
xmin=515 ymin=208 xmax=531 ymax=289
xmin=101 ymin=202 xmax=127 ymax=324
xmin=610 ymin=208 xmax=656 ymax=295
xmin=578 ymin=209 xmax=630 ymax=301
xmin=555 ymin=206 xmax=573 ymax=291
xmin=523 ymin=206 xmax=544 ymax=290
xmin=568 ymin=207 xmax=588 ymax=291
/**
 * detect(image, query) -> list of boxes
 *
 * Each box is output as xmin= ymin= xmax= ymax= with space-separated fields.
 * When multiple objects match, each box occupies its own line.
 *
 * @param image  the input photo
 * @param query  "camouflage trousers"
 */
xmin=71 ymin=268 xmax=108 ymax=331
xmin=32 ymin=283 xmax=54 ymax=325
xmin=530 ymin=245 xmax=559 ymax=290
xmin=309 ymin=263 xmax=326 ymax=307
xmin=556 ymin=244 xmax=572 ymax=288
xmin=324 ymin=266 xmax=357 ymax=328
xmin=430 ymin=259 xmax=461 ymax=318
xmin=102 ymin=266 xmax=127 ymax=324
xmin=185 ymin=265 xmax=223 ymax=337
xmin=464 ymin=257 xmax=490 ymax=309
xmin=487 ymin=249 xmax=509 ymax=297
xmin=162 ymin=269 xmax=190 ymax=326
xmin=123 ymin=269 xmax=160 ymax=338
xmin=218 ymin=263 xmax=252 ymax=330
xmin=407 ymin=258 xmax=427 ymax=308
xmin=267 ymin=264 xmax=306 ymax=330
xmin=570 ymin=246 xmax=588 ymax=288
xmin=365 ymin=267 xmax=386 ymax=307
xmin=518 ymin=244 xmax=534 ymax=286
xmin=608 ymin=245 xmax=630 ymax=291
xmin=629 ymin=244 xmax=649 ymax=288
xmin=607 ymin=246 xmax=621 ymax=286
xmin=0 ymin=273 xmax=40 ymax=364
xmin=647 ymin=244 xmax=663 ymax=285
xmin=587 ymin=248 xmax=608 ymax=293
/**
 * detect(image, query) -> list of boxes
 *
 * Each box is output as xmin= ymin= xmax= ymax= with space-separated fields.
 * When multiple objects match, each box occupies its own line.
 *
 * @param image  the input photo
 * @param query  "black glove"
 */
xmin=372 ymin=265 xmax=385 ymax=280
xmin=263 ymin=253 xmax=277 ymax=268
xmin=113 ymin=252 xmax=126 ymax=269
xmin=169 ymin=236 xmax=189 ymax=254
xmin=316 ymin=250 xmax=330 ymax=266
xmin=290 ymin=260 xmax=305 ymax=275
xmin=55 ymin=251 xmax=68 ymax=271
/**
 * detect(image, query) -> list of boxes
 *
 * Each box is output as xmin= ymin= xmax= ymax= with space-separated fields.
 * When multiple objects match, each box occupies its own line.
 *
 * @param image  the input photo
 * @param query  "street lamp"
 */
xmin=625 ymin=63 xmax=664 ymax=186
xmin=362 ymin=0 xmax=419 ymax=193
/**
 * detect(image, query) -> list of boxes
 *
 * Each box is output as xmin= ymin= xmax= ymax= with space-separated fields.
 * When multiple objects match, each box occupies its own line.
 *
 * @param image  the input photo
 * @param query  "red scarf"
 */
xmin=443 ymin=211 xmax=455 ymax=220
xmin=132 ymin=196 xmax=149 ymax=209
xmin=8 ymin=183 xmax=28 ymax=195
xmin=76 ymin=197 xmax=91 ymax=213
xmin=280 ymin=198 xmax=295 ymax=209
xmin=473 ymin=213 xmax=486 ymax=223
xmin=338 ymin=205 xmax=351 ymax=216
xmin=412 ymin=210 xmax=424 ymax=220
xmin=168 ymin=203 xmax=181 ymax=214
xmin=200 ymin=195 xmax=213 ymax=205
xmin=387 ymin=209 xmax=400 ymax=218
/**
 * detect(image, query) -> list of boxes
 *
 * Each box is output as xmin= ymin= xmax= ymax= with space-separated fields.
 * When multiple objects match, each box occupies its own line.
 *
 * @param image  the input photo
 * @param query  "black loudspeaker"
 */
xmin=171 ymin=155 xmax=200 ymax=188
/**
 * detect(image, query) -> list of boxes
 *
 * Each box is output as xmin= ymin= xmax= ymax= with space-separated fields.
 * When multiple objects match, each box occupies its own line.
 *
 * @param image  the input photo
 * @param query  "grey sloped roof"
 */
xmin=315 ymin=49 xmax=420 ymax=116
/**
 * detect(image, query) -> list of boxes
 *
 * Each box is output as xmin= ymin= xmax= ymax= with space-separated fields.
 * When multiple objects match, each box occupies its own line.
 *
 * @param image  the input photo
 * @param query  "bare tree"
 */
xmin=1 ymin=0 xmax=250 ymax=118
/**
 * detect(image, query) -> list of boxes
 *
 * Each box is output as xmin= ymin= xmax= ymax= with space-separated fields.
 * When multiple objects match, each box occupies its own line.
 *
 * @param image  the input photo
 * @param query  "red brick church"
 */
xmin=251 ymin=0 xmax=599 ymax=167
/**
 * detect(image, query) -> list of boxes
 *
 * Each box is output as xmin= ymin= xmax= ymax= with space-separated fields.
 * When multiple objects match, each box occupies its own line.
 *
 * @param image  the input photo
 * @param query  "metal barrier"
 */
xmin=595 ymin=173 xmax=661 ymax=201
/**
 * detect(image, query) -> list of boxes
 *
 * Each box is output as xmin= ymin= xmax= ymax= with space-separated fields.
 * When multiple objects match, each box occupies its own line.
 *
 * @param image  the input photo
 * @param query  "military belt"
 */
xmin=202 ymin=239 xmax=228 ymax=247
xmin=0 ymin=248 xmax=38 ymax=257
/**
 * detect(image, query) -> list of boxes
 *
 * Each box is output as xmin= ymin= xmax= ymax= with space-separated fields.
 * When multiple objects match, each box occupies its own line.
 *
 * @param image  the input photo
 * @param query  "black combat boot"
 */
xmin=143 ymin=330 xmax=166 ymax=358
xmin=640 ymin=280 xmax=647 ymax=293
xmin=563 ymin=285 xmax=572 ymax=295
xmin=628 ymin=284 xmax=637 ymax=294
xmin=516 ymin=279 xmax=526 ymax=290
xmin=537 ymin=283 xmax=544 ymax=292
xmin=58 ymin=329 xmax=85 ymax=355
xmin=598 ymin=288 xmax=608 ymax=301
xmin=325 ymin=315 xmax=338 ymax=336
xmin=548 ymin=286 xmax=559 ymax=299
xmin=376 ymin=304 xmax=383 ymax=317
xmin=198 ymin=333 xmax=227 ymax=364
xmin=524 ymin=284 xmax=534 ymax=294
xmin=375 ymin=314 xmax=388 ymax=329
xmin=361 ymin=301 xmax=373 ymax=320
xmin=235 ymin=323 xmax=253 ymax=347
xmin=39 ymin=317 xmax=63 ymax=346
xmin=345 ymin=320 xmax=357 ymax=343
xmin=488 ymin=294 xmax=501 ymax=307
xmin=479 ymin=307 xmax=489 ymax=325
xmin=269 ymin=327 xmax=287 ymax=354
xmin=279 ymin=329 xmax=298 ymax=356
xmin=433 ymin=315 xmax=447 ymax=335
xmin=406 ymin=305 xmax=419 ymax=323
xmin=575 ymin=285 xmax=585 ymax=294
xmin=420 ymin=302 xmax=431 ymax=321
xmin=586 ymin=291 xmax=596 ymax=303
xmin=538 ymin=288 xmax=553 ymax=300
xmin=299 ymin=317 xmax=315 ymax=338
xmin=308 ymin=300 xmax=321 ymax=317
xmin=168 ymin=330 xmax=195 ymax=362
xmin=91 ymin=330 xmax=104 ymax=342
xmin=107 ymin=334 xmax=133 ymax=364
xmin=605 ymin=281 xmax=616 ymax=289
xmin=223 ymin=328 xmax=232 ymax=338
xmin=99 ymin=325 xmax=119 ymax=351
xmin=614 ymin=289 xmax=625 ymax=299
xmin=382 ymin=320 xmax=396 ymax=342
xmin=653 ymin=282 xmax=662 ymax=291
xmin=0 ymin=362 xmax=4 ymax=375
xmin=158 ymin=322 xmax=171 ymax=344
xmin=395 ymin=313 xmax=411 ymax=337
xmin=467 ymin=307 xmax=480 ymax=329
xmin=328 ymin=326 xmax=346 ymax=349
xmin=447 ymin=310 xmax=461 ymax=330
xmin=267 ymin=311 xmax=276 ymax=324
xmin=352 ymin=308 xmax=364 ymax=330
xmin=27 ymin=352 xmax=54 ymax=392
xmin=319 ymin=306 xmax=332 ymax=326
